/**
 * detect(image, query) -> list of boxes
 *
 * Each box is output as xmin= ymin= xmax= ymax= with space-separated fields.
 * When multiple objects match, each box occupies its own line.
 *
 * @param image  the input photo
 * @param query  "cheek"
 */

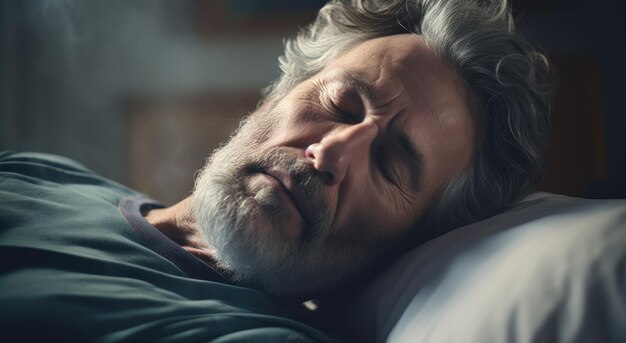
xmin=227 ymin=111 xmax=280 ymax=150
xmin=261 ymin=106 xmax=326 ymax=148
xmin=205 ymin=116 xmax=275 ymax=173
xmin=333 ymin=186 xmax=415 ymax=245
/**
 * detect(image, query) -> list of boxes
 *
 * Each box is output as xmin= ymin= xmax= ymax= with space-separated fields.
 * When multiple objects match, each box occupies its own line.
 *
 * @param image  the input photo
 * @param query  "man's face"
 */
xmin=192 ymin=34 xmax=475 ymax=296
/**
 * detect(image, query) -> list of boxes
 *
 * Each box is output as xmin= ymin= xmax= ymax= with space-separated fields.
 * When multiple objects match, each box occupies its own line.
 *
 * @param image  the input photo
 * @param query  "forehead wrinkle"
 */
xmin=371 ymin=52 xmax=409 ymax=106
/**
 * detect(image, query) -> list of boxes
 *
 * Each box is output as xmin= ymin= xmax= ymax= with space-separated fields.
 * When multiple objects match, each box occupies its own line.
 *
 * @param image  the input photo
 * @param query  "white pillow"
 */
xmin=346 ymin=193 xmax=626 ymax=343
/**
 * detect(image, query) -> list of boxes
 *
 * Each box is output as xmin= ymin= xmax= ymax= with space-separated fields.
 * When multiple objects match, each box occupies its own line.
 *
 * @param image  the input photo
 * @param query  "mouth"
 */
xmin=263 ymin=168 xmax=310 ymax=225
xmin=245 ymin=169 xmax=308 ymax=240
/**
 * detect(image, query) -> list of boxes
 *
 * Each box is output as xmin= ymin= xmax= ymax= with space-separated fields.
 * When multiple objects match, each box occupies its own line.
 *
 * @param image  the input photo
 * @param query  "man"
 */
xmin=0 ymin=0 xmax=555 ymax=341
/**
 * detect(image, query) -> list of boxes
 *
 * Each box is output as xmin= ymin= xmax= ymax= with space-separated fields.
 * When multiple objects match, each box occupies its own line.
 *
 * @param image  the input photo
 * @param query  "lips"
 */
xmin=264 ymin=168 xmax=310 ymax=226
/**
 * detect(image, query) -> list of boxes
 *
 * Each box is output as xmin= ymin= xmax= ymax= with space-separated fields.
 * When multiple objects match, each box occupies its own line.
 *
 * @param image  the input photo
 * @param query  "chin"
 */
xmin=192 ymin=165 xmax=375 ymax=298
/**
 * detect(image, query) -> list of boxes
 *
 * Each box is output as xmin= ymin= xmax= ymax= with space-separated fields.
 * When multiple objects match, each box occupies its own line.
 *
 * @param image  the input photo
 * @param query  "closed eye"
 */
xmin=373 ymin=135 xmax=423 ymax=196
xmin=318 ymin=79 xmax=366 ymax=124
xmin=332 ymin=88 xmax=365 ymax=121
xmin=329 ymin=99 xmax=361 ymax=124
xmin=377 ymin=150 xmax=402 ymax=187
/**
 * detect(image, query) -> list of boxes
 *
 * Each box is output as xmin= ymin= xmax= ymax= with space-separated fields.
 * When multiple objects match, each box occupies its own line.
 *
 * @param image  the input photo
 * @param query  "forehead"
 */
xmin=322 ymin=34 xmax=466 ymax=109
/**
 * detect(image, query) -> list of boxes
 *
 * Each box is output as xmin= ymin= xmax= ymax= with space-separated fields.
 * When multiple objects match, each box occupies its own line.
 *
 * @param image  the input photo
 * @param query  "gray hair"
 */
xmin=263 ymin=0 xmax=557 ymax=238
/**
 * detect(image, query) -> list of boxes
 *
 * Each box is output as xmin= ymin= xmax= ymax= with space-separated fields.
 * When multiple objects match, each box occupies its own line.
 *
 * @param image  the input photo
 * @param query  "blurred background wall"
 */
xmin=1 ymin=0 xmax=624 ymax=205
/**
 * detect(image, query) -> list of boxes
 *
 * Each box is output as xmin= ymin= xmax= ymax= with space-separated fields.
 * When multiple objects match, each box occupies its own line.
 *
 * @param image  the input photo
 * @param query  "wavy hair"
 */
xmin=262 ymin=0 xmax=557 ymax=238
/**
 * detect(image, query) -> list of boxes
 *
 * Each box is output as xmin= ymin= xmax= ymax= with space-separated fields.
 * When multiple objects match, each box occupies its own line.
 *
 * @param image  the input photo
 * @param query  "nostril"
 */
xmin=306 ymin=144 xmax=336 ymax=184
xmin=305 ymin=143 xmax=319 ymax=160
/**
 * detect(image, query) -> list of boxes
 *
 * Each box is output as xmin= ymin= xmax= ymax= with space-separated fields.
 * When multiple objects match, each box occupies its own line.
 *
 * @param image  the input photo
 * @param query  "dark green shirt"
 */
xmin=0 ymin=152 xmax=335 ymax=342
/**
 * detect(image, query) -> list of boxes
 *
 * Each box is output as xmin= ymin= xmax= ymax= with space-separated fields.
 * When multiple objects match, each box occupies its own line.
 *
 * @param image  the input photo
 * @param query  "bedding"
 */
xmin=3 ymin=151 xmax=625 ymax=342
xmin=0 ymin=152 xmax=335 ymax=342
xmin=340 ymin=193 xmax=626 ymax=342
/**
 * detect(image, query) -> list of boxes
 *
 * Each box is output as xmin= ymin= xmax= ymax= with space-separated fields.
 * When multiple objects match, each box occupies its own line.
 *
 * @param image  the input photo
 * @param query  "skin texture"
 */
xmin=147 ymin=33 xmax=476 ymax=296
xmin=269 ymin=33 xmax=475 ymax=242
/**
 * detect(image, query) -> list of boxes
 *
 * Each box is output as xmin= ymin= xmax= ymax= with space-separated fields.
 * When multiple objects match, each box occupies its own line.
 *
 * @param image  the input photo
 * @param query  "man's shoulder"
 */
xmin=0 ymin=151 xmax=93 ymax=173
xmin=0 ymin=151 xmax=138 ymax=202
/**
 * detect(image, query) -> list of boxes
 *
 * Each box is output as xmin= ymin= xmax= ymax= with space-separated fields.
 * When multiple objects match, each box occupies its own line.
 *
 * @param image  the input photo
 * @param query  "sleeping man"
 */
xmin=0 ymin=0 xmax=555 ymax=341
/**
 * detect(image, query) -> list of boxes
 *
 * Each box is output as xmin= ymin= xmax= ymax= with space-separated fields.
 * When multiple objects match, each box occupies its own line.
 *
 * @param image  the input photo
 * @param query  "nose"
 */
xmin=305 ymin=122 xmax=378 ymax=186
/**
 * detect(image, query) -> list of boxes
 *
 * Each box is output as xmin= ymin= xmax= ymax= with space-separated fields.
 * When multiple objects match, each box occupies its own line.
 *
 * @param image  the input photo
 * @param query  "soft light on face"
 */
xmin=192 ymin=34 xmax=475 ymax=297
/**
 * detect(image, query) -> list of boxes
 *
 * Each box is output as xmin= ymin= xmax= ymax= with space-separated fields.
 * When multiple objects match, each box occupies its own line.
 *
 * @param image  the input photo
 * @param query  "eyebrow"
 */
xmin=332 ymin=71 xmax=378 ymax=105
xmin=331 ymin=72 xmax=424 ymax=192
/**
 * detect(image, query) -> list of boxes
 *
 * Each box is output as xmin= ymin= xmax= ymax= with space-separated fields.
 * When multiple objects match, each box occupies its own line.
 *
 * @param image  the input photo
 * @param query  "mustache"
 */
xmin=246 ymin=150 xmax=318 ymax=188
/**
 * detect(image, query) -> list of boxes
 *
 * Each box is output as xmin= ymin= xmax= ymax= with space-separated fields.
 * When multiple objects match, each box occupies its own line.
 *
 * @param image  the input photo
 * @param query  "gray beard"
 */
xmin=192 ymin=146 xmax=373 ymax=296
xmin=190 ymin=116 xmax=379 ymax=297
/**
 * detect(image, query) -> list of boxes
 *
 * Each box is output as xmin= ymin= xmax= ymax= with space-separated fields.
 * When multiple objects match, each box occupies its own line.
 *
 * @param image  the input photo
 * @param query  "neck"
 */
xmin=144 ymin=196 xmax=215 ymax=264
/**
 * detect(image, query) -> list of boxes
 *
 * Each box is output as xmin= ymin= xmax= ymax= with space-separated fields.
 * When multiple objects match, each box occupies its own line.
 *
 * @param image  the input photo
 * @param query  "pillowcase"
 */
xmin=341 ymin=193 xmax=626 ymax=343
